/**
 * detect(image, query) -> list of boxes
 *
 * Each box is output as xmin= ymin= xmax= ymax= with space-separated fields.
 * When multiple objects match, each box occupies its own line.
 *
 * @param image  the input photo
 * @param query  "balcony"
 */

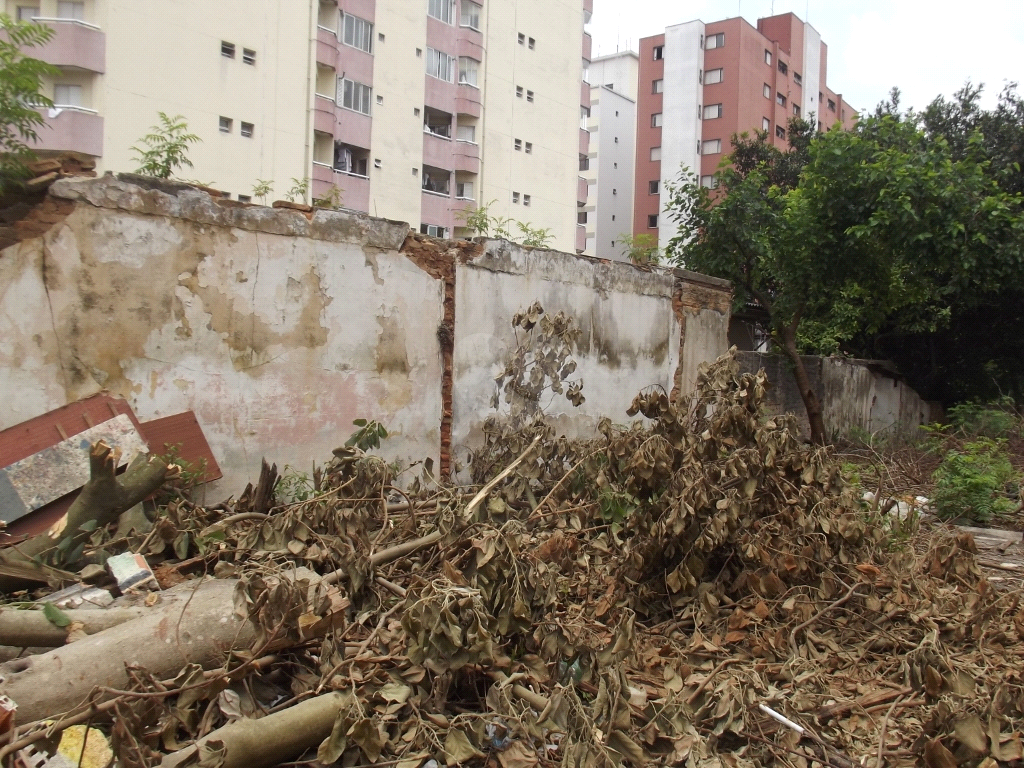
xmin=316 ymin=25 xmax=337 ymax=69
xmin=576 ymin=225 xmax=587 ymax=253
xmin=425 ymin=74 xmax=459 ymax=114
xmin=581 ymin=80 xmax=590 ymax=109
xmin=343 ymin=0 xmax=376 ymax=18
xmin=579 ymin=128 xmax=590 ymax=155
xmin=452 ymin=140 xmax=480 ymax=174
xmin=314 ymin=94 xmax=335 ymax=134
xmin=335 ymin=105 xmax=372 ymax=149
xmin=312 ymin=163 xmax=370 ymax=214
xmin=30 ymin=106 xmax=103 ymax=157
xmin=336 ymin=39 xmax=373 ymax=85
xmin=583 ymin=0 xmax=593 ymax=23
xmin=583 ymin=32 xmax=592 ymax=62
xmin=577 ymin=176 xmax=589 ymax=204
xmin=22 ymin=18 xmax=105 ymax=73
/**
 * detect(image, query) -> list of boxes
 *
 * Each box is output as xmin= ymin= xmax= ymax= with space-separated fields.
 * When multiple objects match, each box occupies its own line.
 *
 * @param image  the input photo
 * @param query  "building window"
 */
xmin=776 ymin=92 xmax=786 ymax=106
xmin=422 ymin=166 xmax=451 ymax=195
xmin=516 ymin=85 xmax=524 ymax=98
xmin=525 ymin=141 xmax=532 ymax=154
xmin=612 ymin=189 xmax=617 ymax=195
xmin=818 ymin=120 xmax=823 ymax=131
xmin=56 ymin=1 xmax=83 ymax=19
xmin=828 ymin=98 xmax=836 ymax=112
xmin=342 ymin=14 xmax=373 ymax=53
xmin=53 ymin=83 xmax=82 ymax=106
xmin=793 ymin=72 xmax=802 ymax=85
xmin=221 ymin=41 xmax=236 ymax=58
xmin=241 ymin=122 xmax=254 ymax=138
xmin=793 ymin=103 xmax=800 ymax=116
xmin=424 ymin=107 xmax=452 ymax=137
xmin=377 ymin=94 xmax=384 ymax=104
xmin=512 ymin=191 xmax=520 ymax=204
xmin=648 ymin=214 xmax=658 ymax=228
xmin=577 ymin=211 xmax=587 ymax=224
xmin=764 ymin=49 xmax=772 ymax=65
xmin=529 ymin=37 xmax=535 ymax=49
xmin=705 ymin=32 xmax=724 ymax=49
xmin=650 ymin=146 xmax=661 ymax=161
xmin=514 ymin=138 xmax=522 ymax=151
xmin=580 ymin=106 xmax=590 ymax=128
xmin=651 ymin=112 xmax=663 ymax=128
xmin=339 ymin=78 xmax=372 ymax=114
xmin=460 ymin=0 xmax=481 ymax=30
xmin=459 ymin=57 xmax=479 ymax=86
xmin=701 ymin=138 xmax=721 ymax=154
xmin=526 ymin=90 xmax=534 ymax=102
xmin=652 ymin=78 xmax=664 ymax=94
xmin=579 ymin=154 xmax=589 ymax=171
xmin=428 ymin=0 xmax=456 ymax=24
xmin=700 ymin=175 xmax=719 ymax=189
xmin=653 ymin=45 xmax=663 ymax=60
xmin=764 ymin=83 xmax=771 ymax=99
xmin=379 ymin=32 xmax=385 ymax=42
xmin=426 ymin=47 xmax=456 ymax=83
xmin=518 ymin=32 xmax=525 ymax=45
xmin=614 ymin=136 xmax=619 ymax=143
xmin=762 ymin=117 xmax=770 ymax=131
xmin=457 ymin=124 xmax=476 ymax=142
xmin=703 ymin=103 xmax=722 ymax=119
xmin=649 ymin=180 xmax=659 ymax=195
xmin=778 ymin=60 xmax=788 ymax=76
xmin=335 ymin=143 xmax=369 ymax=176
xmin=704 ymin=68 xmax=723 ymax=85
xmin=16 ymin=6 xmax=39 ymax=20
xmin=523 ymin=194 xmax=531 ymax=206
xmin=219 ymin=116 xmax=232 ymax=133
xmin=456 ymin=180 xmax=474 ymax=199
xmin=242 ymin=48 xmax=256 ymax=65
xmin=776 ymin=125 xmax=786 ymax=139
xmin=421 ymin=223 xmax=448 ymax=238
xmin=238 ymin=194 xmax=252 ymax=203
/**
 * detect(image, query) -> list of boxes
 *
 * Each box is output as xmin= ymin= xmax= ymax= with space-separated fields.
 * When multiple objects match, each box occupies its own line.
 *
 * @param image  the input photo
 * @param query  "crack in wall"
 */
xmin=40 ymin=236 xmax=70 ymax=395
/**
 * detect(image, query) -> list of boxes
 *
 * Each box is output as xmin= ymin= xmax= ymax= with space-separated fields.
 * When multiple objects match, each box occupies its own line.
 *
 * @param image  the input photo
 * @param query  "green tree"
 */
xmin=617 ymin=232 xmax=660 ymax=264
xmin=131 ymin=112 xmax=201 ymax=179
xmin=0 ymin=14 xmax=58 ymax=191
xmin=664 ymin=111 xmax=1024 ymax=444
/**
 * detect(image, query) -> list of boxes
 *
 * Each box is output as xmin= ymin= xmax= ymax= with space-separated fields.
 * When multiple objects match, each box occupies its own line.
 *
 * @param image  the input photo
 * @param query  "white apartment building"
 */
xmin=14 ymin=0 xmax=593 ymax=253
xmin=580 ymin=51 xmax=638 ymax=260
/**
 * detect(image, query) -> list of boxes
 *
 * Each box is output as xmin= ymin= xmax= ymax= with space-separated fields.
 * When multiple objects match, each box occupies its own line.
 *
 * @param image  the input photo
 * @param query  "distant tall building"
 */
xmin=16 ymin=0 xmax=592 ymax=252
xmin=633 ymin=12 xmax=856 ymax=248
xmin=580 ymin=52 xmax=638 ymax=261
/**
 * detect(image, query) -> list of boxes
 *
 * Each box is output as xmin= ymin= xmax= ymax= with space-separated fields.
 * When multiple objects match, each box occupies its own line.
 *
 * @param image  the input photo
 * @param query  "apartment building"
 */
xmin=13 ymin=0 xmax=592 ymax=253
xmin=580 ymin=51 xmax=638 ymax=261
xmin=633 ymin=12 xmax=856 ymax=249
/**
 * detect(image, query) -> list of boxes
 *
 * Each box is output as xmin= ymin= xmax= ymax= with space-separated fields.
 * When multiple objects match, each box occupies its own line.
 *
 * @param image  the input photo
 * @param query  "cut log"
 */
xmin=0 ymin=440 xmax=174 ymax=593
xmin=160 ymin=692 xmax=348 ymax=768
xmin=0 ymin=579 xmax=253 ymax=723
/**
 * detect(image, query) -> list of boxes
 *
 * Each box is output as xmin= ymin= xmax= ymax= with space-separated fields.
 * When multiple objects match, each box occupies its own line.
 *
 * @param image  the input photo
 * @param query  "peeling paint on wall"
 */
xmin=1 ymin=176 xmax=735 ymax=492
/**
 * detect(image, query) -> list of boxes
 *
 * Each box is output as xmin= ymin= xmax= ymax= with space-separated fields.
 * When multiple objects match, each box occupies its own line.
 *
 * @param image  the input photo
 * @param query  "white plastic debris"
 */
xmin=43 ymin=583 xmax=114 ymax=610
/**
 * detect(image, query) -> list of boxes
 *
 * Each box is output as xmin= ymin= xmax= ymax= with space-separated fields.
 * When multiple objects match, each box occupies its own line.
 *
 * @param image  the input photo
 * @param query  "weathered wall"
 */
xmin=1 ymin=176 xmax=733 ymax=492
xmin=452 ymin=241 xmax=683 ymax=454
xmin=737 ymin=351 xmax=931 ymax=441
xmin=1 ymin=175 xmax=445 ymax=491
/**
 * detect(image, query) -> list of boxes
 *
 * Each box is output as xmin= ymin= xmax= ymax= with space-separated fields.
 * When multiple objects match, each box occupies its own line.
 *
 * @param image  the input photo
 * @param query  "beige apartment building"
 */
xmin=12 ymin=0 xmax=592 ymax=252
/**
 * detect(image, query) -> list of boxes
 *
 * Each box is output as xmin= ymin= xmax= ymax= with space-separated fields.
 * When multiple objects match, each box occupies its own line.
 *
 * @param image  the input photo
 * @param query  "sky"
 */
xmin=589 ymin=0 xmax=1024 ymax=114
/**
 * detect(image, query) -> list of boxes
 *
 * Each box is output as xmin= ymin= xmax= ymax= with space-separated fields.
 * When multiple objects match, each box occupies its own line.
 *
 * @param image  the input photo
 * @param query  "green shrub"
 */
xmin=947 ymin=400 xmax=1019 ymax=439
xmin=931 ymin=437 xmax=1017 ymax=524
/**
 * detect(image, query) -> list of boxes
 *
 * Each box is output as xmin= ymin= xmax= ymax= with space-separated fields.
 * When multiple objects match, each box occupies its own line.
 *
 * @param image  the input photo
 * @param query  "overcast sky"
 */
xmin=589 ymin=0 xmax=1024 ymax=113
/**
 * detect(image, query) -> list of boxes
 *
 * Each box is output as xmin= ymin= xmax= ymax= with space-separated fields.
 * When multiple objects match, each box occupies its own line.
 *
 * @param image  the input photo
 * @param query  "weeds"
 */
xmin=931 ymin=437 xmax=1018 ymax=524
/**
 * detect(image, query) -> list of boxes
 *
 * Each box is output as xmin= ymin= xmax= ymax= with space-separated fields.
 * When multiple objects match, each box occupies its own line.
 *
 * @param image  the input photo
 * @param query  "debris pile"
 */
xmin=1 ymin=352 xmax=1022 ymax=768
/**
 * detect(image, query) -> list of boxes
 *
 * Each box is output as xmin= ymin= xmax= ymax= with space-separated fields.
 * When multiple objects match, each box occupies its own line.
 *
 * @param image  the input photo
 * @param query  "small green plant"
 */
xmin=154 ymin=443 xmax=208 ymax=503
xmin=252 ymin=178 xmax=274 ymax=204
xmin=285 ymin=176 xmax=310 ymax=203
xmin=617 ymin=232 xmax=660 ymax=265
xmin=313 ymin=184 xmax=344 ymax=209
xmin=346 ymin=418 xmax=388 ymax=451
xmin=931 ymin=437 xmax=1017 ymax=524
xmin=131 ymin=112 xmax=202 ymax=179
xmin=275 ymin=465 xmax=316 ymax=504
xmin=456 ymin=199 xmax=552 ymax=247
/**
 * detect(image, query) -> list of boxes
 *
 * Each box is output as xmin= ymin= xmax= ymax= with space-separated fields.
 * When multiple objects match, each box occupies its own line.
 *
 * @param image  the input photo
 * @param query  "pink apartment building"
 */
xmin=633 ymin=12 xmax=856 ymax=245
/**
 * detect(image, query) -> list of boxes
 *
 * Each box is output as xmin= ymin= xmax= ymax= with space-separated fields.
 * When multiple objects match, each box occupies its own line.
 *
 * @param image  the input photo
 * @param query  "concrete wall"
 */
xmin=736 ymin=351 xmax=931 ymax=441
xmin=0 ymin=176 xmax=733 ymax=492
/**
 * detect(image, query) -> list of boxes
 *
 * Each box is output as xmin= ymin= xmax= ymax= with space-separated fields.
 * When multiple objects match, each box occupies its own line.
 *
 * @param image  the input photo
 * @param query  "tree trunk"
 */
xmin=779 ymin=328 xmax=827 ymax=445
xmin=0 ymin=440 xmax=173 ymax=593
xmin=160 ymin=692 xmax=349 ymax=768
xmin=0 ymin=578 xmax=253 ymax=724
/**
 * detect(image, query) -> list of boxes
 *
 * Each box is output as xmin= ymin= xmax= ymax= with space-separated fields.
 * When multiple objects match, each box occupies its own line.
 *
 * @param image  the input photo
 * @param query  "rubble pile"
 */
xmin=1 ymin=352 xmax=1022 ymax=768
